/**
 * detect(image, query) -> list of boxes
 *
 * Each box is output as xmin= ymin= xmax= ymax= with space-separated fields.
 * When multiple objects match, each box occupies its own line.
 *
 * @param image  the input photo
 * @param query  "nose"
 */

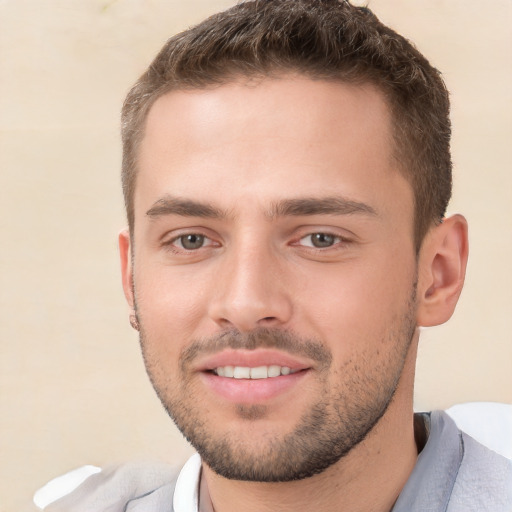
xmin=208 ymin=241 xmax=293 ymax=332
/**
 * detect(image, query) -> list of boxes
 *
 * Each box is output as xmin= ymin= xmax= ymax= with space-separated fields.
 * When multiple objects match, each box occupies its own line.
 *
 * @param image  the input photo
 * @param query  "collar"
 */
xmin=172 ymin=412 xmax=464 ymax=512
xmin=173 ymin=453 xmax=202 ymax=512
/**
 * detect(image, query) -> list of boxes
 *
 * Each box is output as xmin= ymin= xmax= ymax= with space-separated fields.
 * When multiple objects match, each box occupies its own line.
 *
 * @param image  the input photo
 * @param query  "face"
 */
xmin=122 ymin=77 xmax=419 ymax=481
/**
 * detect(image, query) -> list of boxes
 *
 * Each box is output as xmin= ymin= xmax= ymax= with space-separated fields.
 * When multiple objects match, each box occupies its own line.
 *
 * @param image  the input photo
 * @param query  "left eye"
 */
xmin=173 ymin=234 xmax=208 ymax=250
xmin=299 ymin=233 xmax=340 ymax=248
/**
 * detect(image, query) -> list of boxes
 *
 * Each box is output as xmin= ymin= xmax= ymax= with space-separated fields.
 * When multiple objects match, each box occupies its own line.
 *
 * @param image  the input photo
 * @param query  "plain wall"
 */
xmin=1 ymin=1 xmax=511 ymax=511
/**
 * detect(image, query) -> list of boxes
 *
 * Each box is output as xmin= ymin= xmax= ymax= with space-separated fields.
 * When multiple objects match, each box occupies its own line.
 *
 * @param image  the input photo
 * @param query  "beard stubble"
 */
xmin=136 ymin=286 xmax=417 ymax=482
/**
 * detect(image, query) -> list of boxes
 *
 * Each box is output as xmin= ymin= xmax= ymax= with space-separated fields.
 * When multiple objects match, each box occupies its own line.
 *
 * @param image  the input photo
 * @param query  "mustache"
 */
xmin=180 ymin=328 xmax=332 ymax=371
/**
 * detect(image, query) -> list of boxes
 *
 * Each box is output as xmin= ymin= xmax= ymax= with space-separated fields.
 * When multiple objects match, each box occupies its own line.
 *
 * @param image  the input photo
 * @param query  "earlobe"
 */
xmin=416 ymin=214 xmax=469 ymax=327
xmin=119 ymin=229 xmax=135 ymax=309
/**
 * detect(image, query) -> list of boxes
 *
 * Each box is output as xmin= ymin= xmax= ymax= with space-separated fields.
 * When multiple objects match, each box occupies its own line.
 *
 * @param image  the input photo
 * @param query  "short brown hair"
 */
xmin=122 ymin=0 xmax=452 ymax=251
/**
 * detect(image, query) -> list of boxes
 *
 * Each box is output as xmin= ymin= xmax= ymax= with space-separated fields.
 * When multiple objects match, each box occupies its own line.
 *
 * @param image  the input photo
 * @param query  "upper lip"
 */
xmin=195 ymin=349 xmax=312 ymax=372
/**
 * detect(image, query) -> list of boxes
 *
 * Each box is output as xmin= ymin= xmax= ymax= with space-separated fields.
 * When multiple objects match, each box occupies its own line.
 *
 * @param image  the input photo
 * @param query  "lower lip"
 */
xmin=200 ymin=370 xmax=309 ymax=404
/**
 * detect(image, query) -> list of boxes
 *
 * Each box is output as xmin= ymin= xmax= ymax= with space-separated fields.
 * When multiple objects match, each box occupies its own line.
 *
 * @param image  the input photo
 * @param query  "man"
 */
xmin=43 ymin=0 xmax=512 ymax=510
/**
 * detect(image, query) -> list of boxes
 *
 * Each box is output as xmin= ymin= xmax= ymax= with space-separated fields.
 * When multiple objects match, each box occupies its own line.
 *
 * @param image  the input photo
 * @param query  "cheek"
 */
xmin=297 ymin=255 xmax=416 ymax=353
xmin=134 ymin=264 xmax=210 ymax=346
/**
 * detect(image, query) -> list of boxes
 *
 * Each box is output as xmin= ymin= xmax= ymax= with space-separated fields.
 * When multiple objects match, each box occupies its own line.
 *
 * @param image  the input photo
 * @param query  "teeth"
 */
xmin=213 ymin=365 xmax=297 ymax=379
xmin=233 ymin=366 xmax=250 ymax=379
xmin=250 ymin=366 xmax=268 ymax=379
xmin=268 ymin=365 xmax=281 ymax=377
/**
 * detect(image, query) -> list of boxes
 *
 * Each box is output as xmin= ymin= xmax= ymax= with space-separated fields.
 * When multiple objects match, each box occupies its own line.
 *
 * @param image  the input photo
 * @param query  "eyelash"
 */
xmin=162 ymin=230 xmax=351 ymax=255
xmin=296 ymin=232 xmax=350 ymax=250
xmin=163 ymin=232 xmax=217 ymax=252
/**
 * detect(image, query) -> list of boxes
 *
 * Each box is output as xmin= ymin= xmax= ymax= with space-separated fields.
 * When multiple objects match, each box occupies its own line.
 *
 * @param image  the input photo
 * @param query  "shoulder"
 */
xmin=394 ymin=410 xmax=512 ymax=512
xmin=449 ymin=430 xmax=512 ymax=511
xmin=37 ymin=462 xmax=180 ymax=512
xmin=442 ymin=403 xmax=512 ymax=510
xmin=429 ymin=410 xmax=512 ymax=511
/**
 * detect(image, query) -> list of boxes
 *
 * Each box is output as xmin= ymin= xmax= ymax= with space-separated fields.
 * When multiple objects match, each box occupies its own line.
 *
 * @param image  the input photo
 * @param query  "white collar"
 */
xmin=173 ymin=453 xmax=202 ymax=512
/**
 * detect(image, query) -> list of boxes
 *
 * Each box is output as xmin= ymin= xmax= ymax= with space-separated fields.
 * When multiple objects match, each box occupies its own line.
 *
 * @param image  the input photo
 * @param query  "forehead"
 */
xmin=136 ymin=77 xmax=411 ymax=219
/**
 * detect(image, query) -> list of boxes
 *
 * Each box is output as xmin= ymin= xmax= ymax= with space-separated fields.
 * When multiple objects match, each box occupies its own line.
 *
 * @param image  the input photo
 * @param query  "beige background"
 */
xmin=0 ymin=1 xmax=511 ymax=511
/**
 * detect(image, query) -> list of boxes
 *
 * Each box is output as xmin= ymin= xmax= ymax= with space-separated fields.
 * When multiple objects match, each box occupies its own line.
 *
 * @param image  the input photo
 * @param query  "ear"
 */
xmin=119 ymin=228 xmax=135 ymax=309
xmin=416 ymin=214 xmax=469 ymax=327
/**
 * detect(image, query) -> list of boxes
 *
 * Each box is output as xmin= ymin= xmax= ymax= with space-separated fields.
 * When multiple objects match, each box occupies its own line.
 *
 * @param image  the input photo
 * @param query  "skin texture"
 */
xmin=120 ymin=77 xmax=468 ymax=512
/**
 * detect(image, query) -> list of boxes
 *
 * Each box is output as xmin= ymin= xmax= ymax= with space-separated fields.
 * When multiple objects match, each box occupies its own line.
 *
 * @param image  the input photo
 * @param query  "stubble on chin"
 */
xmin=235 ymin=404 xmax=268 ymax=420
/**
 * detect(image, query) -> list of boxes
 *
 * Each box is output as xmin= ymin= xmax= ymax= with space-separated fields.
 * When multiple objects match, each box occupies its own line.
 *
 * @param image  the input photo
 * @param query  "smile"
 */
xmin=213 ymin=365 xmax=299 ymax=379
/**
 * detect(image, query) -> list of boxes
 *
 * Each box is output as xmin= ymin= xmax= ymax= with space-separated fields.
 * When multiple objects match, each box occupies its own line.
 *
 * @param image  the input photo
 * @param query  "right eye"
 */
xmin=172 ymin=233 xmax=209 ymax=250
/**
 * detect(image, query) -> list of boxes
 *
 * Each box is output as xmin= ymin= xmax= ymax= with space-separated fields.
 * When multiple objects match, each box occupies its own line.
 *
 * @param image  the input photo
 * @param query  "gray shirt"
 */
xmin=45 ymin=411 xmax=512 ymax=512
xmin=392 ymin=411 xmax=512 ymax=511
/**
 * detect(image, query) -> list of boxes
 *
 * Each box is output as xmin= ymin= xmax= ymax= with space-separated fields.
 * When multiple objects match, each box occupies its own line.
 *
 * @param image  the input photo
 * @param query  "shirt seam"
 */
xmin=443 ymin=430 xmax=465 ymax=512
xmin=123 ymin=482 xmax=174 ymax=512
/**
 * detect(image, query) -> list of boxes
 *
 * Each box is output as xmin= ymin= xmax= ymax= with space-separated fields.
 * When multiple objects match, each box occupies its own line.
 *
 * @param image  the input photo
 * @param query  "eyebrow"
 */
xmin=269 ymin=197 xmax=378 ymax=218
xmin=146 ymin=196 xmax=227 ymax=219
xmin=145 ymin=195 xmax=377 ymax=220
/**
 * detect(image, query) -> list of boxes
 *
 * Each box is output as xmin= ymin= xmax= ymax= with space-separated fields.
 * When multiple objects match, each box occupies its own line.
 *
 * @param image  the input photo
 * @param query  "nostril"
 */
xmin=260 ymin=316 xmax=278 ymax=323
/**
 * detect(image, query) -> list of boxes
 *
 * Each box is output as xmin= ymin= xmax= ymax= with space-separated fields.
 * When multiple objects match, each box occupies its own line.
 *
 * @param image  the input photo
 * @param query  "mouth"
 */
xmin=197 ymin=350 xmax=312 ymax=404
xmin=211 ymin=365 xmax=300 ymax=379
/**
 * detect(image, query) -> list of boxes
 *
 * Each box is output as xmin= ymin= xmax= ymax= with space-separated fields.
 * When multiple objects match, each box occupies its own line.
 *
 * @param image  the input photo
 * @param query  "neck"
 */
xmin=202 ymin=341 xmax=419 ymax=512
